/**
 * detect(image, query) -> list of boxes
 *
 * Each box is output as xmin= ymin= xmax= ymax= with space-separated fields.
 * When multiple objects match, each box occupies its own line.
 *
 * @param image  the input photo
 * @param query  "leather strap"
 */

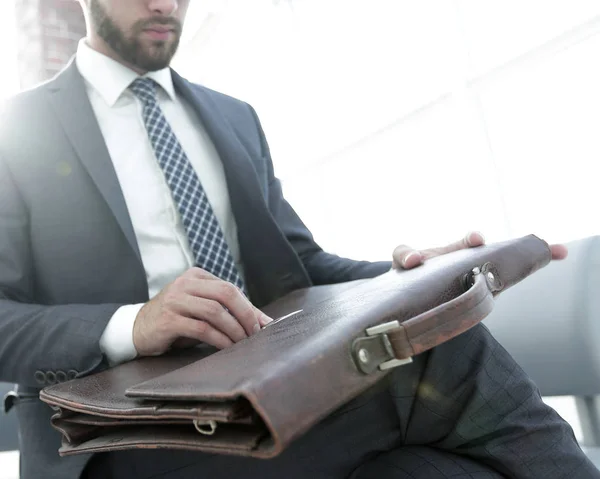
xmin=352 ymin=270 xmax=495 ymax=373
xmin=388 ymin=272 xmax=495 ymax=359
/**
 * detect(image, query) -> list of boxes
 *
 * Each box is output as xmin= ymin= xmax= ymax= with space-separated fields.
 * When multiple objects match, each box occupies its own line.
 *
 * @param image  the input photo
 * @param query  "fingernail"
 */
xmin=467 ymin=232 xmax=485 ymax=246
xmin=253 ymin=324 xmax=261 ymax=334
xmin=402 ymin=251 xmax=420 ymax=267
xmin=262 ymin=314 xmax=273 ymax=324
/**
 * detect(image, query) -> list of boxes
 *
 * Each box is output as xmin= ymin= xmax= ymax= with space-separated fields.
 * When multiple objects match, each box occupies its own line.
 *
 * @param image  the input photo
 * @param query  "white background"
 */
xmin=173 ymin=0 xmax=600 ymax=262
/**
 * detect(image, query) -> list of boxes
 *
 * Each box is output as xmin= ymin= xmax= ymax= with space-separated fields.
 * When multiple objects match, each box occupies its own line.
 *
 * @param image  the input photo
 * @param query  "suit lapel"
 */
xmin=44 ymin=62 xmax=305 ymax=305
xmin=45 ymin=60 xmax=143 ymax=263
xmin=171 ymin=72 xmax=310 ymax=306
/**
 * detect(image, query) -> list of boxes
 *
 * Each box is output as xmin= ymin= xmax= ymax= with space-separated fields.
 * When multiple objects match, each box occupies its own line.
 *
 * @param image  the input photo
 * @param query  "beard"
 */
xmin=89 ymin=0 xmax=182 ymax=71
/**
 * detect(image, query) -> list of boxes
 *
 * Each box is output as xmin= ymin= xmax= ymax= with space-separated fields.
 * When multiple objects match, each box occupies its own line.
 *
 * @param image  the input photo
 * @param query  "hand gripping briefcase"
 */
xmin=40 ymin=235 xmax=551 ymax=459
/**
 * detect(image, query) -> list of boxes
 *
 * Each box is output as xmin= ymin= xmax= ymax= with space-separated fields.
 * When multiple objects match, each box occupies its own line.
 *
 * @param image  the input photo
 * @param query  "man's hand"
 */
xmin=133 ymin=268 xmax=273 ymax=357
xmin=392 ymin=231 xmax=567 ymax=270
xmin=549 ymin=243 xmax=568 ymax=260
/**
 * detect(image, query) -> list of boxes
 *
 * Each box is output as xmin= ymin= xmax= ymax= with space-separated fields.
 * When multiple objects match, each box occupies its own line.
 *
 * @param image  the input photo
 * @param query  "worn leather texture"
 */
xmin=40 ymin=235 xmax=551 ymax=459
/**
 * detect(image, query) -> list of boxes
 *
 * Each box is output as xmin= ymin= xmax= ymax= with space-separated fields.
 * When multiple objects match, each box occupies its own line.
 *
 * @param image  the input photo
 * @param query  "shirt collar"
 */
xmin=75 ymin=39 xmax=176 ymax=107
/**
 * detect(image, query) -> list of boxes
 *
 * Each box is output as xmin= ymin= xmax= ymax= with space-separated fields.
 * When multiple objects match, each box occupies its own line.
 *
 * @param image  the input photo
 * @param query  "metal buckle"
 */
xmin=193 ymin=419 xmax=218 ymax=435
xmin=352 ymin=320 xmax=412 ymax=374
xmin=3 ymin=390 xmax=17 ymax=414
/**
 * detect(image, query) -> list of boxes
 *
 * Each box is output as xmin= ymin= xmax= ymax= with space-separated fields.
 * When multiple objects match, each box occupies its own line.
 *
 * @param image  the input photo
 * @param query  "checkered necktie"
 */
xmin=130 ymin=77 xmax=245 ymax=291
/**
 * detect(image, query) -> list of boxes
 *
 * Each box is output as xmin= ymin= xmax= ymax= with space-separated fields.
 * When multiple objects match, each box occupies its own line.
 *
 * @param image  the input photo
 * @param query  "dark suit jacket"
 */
xmin=0 ymin=60 xmax=391 ymax=478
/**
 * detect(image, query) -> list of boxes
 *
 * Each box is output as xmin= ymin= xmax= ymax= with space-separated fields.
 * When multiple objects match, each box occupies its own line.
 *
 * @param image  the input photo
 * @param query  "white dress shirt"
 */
xmin=75 ymin=40 xmax=244 ymax=365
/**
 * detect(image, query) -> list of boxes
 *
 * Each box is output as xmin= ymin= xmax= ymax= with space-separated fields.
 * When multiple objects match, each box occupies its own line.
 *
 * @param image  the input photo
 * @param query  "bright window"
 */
xmin=173 ymin=0 xmax=600 ymax=261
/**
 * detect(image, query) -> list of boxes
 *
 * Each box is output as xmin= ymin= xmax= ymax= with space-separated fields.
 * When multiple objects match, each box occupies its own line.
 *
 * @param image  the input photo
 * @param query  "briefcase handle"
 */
xmin=352 ymin=266 xmax=496 ymax=374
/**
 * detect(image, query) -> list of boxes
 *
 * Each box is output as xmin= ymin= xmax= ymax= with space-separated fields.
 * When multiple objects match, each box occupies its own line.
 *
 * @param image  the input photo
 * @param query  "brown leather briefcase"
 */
xmin=40 ymin=235 xmax=551 ymax=459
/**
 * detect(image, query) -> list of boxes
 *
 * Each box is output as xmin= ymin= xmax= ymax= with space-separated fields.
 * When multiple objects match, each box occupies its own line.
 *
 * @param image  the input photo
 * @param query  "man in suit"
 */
xmin=0 ymin=1 xmax=596 ymax=478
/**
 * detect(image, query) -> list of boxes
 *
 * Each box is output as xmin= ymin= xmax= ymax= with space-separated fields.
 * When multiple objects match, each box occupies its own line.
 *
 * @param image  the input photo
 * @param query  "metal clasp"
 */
xmin=464 ymin=263 xmax=502 ymax=293
xmin=262 ymin=309 xmax=303 ymax=329
xmin=194 ymin=419 xmax=218 ymax=435
xmin=352 ymin=320 xmax=413 ymax=374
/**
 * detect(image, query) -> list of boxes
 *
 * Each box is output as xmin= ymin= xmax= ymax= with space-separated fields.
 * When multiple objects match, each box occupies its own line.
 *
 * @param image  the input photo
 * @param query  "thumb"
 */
xmin=392 ymin=245 xmax=424 ymax=270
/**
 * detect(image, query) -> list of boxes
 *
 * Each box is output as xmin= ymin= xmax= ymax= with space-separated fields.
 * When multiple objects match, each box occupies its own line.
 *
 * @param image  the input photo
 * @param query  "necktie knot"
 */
xmin=129 ymin=77 xmax=158 ymax=106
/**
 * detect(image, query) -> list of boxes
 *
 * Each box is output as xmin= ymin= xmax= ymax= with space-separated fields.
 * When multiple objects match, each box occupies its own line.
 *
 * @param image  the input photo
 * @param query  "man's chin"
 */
xmin=130 ymin=51 xmax=175 ymax=72
xmin=132 ymin=43 xmax=177 ymax=71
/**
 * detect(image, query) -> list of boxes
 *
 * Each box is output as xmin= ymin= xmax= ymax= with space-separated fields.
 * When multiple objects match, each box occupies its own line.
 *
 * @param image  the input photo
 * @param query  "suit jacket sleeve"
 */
xmin=246 ymin=105 xmax=392 ymax=284
xmin=0 ymin=155 xmax=119 ymax=387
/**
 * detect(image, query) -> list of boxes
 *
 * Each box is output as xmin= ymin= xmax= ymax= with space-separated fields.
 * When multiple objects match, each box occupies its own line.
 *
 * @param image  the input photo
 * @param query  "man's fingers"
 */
xmin=392 ymin=245 xmax=423 ymax=270
xmin=186 ymin=267 xmax=220 ymax=281
xmin=420 ymin=231 xmax=485 ymax=260
xmin=465 ymin=231 xmax=486 ymax=247
xmin=392 ymin=232 xmax=485 ymax=269
xmin=185 ymin=268 xmax=273 ymax=328
xmin=179 ymin=296 xmax=247 ymax=342
xmin=181 ymin=278 xmax=269 ymax=336
xmin=176 ymin=317 xmax=234 ymax=350
xmin=550 ymin=244 xmax=568 ymax=260
xmin=258 ymin=313 xmax=272 ymax=327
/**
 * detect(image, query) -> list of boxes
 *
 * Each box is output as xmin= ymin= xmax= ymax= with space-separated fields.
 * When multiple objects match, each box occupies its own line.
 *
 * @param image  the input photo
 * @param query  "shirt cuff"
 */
xmin=99 ymin=304 xmax=144 ymax=367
